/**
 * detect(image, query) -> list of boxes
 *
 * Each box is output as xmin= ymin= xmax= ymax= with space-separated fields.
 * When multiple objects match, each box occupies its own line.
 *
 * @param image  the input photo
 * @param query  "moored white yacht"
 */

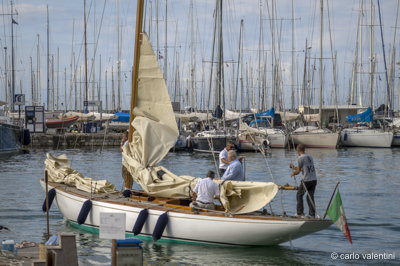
xmin=291 ymin=126 xmax=340 ymax=149
xmin=191 ymin=130 xmax=236 ymax=153
xmin=240 ymin=122 xmax=287 ymax=149
xmin=264 ymin=128 xmax=288 ymax=148
xmin=240 ymin=109 xmax=288 ymax=148
xmin=236 ymin=129 xmax=269 ymax=152
xmin=340 ymin=127 xmax=393 ymax=148
xmin=340 ymin=108 xmax=393 ymax=148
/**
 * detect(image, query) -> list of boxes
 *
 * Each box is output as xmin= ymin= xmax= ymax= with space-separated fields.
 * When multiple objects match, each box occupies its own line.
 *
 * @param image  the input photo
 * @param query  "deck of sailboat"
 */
xmin=43 ymin=179 xmax=331 ymax=224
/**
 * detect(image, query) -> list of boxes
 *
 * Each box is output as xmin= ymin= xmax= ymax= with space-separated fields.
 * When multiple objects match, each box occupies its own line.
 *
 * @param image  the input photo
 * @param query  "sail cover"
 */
xmin=256 ymin=108 xmax=275 ymax=117
xmin=120 ymin=34 xmax=278 ymax=214
xmin=114 ymin=112 xmax=130 ymax=123
xmin=346 ymin=107 xmax=373 ymax=123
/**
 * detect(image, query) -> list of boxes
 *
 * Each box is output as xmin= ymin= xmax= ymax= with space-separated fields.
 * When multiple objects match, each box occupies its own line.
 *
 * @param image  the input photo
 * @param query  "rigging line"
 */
xmin=72 ymin=0 xmax=94 ymax=79
xmin=192 ymin=106 xmax=221 ymax=177
xmin=87 ymin=0 xmax=107 ymax=91
xmin=258 ymin=139 xmax=286 ymax=214
xmin=100 ymin=120 xmax=109 ymax=154
xmin=1 ymin=0 xmax=7 ymax=45
xmin=308 ymin=0 xmax=317 ymax=50
xmin=206 ymin=1 xmax=218 ymax=113
xmin=377 ymin=0 xmax=392 ymax=112
xmin=326 ymin=0 xmax=340 ymax=121
xmin=185 ymin=0 xmax=194 ymax=107
xmin=240 ymin=122 xmax=285 ymax=214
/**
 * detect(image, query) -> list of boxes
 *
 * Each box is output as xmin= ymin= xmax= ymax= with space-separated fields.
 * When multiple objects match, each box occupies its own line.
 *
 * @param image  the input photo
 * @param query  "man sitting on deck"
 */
xmin=190 ymin=170 xmax=220 ymax=210
xmin=290 ymin=144 xmax=317 ymax=218
xmin=221 ymin=151 xmax=244 ymax=181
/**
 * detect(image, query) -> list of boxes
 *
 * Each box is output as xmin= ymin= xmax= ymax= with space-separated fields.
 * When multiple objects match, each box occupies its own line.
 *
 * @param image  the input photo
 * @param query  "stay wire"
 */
xmin=241 ymin=117 xmax=286 ymax=215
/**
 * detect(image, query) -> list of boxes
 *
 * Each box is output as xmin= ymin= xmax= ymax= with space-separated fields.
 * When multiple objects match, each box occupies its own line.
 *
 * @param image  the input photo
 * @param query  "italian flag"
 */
xmin=327 ymin=190 xmax=353 ymax=244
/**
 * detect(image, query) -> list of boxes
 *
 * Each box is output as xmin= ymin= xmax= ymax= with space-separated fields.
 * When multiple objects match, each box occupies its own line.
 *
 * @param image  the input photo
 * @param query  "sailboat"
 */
xmin=0 ymin=113 xmax=28 ymax=155
xmin=45 ymin=115 xmax=80 ymax=129
xmin=340 ymin=108 xmax=393 ymax=148
xmin=340 ymin=2 xmax=394 ymax=148
xmin=40 ymin=0 xmax=332 ymax=246
xmin=240 ymin=108 xmax=288 ymax=149
xmin=190 ymin=0 xmax=236 ymax=153
xmin=290 ymin=0 xmax=339 ymax=149
xmin=291 ymin=126 xmax=340 ymax=149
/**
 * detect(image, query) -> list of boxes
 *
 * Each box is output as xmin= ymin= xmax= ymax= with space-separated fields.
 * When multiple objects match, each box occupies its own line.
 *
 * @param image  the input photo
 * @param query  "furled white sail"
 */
xmin=125 ymin=33 xmax=179 ymax=167
xmin=277 ymin=111 xmax=300 ymax=122
xmin=219 ymin=180 xmax=278 ymax=214
xmin=45 ymin=153 xmax=115 ymax=193
xmin=225 ymin=109 xmax=251 ymax=120
xmin=122 ymin=33 xmax=278 ymax=214
xmin=175 ymin=112 xmax=212 ymax=122
xmin=59 ymin=112 xmax=95 ymax=122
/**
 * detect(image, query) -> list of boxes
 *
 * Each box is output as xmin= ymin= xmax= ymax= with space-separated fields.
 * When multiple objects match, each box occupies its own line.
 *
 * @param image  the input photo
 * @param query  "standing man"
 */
xmin=290 ymin=144 xmax=317 ymax=217
xmin=219 ymin=142 xmax=234 ymax=176
xmin=190 ymin=170 xmax=220 ymax=210
xmin=221 ymin=151 xmax=244 ymax=181
xmin=121 ymin=131 xmax=133 ymax=190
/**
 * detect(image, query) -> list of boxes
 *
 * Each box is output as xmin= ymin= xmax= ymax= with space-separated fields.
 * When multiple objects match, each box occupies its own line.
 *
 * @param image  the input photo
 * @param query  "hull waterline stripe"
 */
xmin=67 ymin=220 xmax=248 ymax=246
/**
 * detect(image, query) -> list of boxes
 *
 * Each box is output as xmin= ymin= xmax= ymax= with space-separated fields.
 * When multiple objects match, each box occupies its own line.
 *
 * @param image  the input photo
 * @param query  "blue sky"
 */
xmin=0 ymin=0 xmax=399 ymax=111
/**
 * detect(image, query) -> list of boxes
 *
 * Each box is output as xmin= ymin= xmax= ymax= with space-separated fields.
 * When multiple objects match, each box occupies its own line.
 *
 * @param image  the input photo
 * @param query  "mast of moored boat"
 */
xmin=117 ymin=0 xmax=122 ymax=112
xmin=128 ymin=0 xmax=145 ymax=142
xmin=318 ymin=0 xmax=323 ymax=129
xmin=46 ymin=5 xmax=50 ymax=111
xmin=10 ymin=1 xmax=16 ymax=112
xmin=83 ymin=0 xmax=89 ymax=113
xmin=369 ymin=0 xmax=375 ymax=110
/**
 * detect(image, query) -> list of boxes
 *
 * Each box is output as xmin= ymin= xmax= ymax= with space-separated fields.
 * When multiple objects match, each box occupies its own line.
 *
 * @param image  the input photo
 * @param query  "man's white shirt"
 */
xmin=219 ymin=148 xmax=228 ymax=169
xmin=193 ymin=178 xmax=220 ymax=203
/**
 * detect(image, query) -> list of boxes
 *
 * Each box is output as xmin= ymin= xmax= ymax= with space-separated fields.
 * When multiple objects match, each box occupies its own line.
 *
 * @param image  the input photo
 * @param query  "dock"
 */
xmin=28 ymin=132 xmax=122 ymax=148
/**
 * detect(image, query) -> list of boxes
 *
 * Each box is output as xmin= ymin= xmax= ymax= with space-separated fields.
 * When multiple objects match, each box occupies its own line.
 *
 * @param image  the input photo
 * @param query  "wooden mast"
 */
xmin=128 ymin=0 xmax=145 ymax=142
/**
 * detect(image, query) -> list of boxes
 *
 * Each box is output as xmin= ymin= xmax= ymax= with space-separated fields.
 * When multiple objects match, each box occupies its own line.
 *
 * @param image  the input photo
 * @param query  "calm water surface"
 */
xmin=1 ymin=147 xmax=399 ymax=265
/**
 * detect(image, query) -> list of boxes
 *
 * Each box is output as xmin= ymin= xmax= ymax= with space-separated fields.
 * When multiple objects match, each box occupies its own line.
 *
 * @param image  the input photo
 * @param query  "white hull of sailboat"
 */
xmin=42 ymin=182 xmax=331 ymax=246
xmin=237 ymin=140 xmax=267 ymax=152
xmin=340 ymin=130 xmax=393 ymax=148
xmin=268 ymin=133 xmax=288 ymax=148
xmin=291 ymin=132 xmax=339 ymax=149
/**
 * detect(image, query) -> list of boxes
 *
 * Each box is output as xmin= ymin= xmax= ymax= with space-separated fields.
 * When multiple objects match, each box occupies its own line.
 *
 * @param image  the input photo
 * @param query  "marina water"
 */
xmin=1 ymin=147 xmax=399 ymax=265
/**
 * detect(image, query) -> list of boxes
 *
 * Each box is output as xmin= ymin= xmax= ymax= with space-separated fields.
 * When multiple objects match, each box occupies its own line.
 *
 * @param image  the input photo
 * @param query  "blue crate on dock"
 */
xmin=115 ymin=238 xmax=143 ymax=247
xmin=2 ymin=240 xmax=15 ymax=252
xmin=114 ymin=238 xmax=143 ymax=265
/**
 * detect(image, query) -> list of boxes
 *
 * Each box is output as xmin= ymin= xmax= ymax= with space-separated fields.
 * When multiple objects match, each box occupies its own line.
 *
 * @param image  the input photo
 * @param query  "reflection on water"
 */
xmin=65 ymin=223 xmax=321 ymax=265
xmin=0 ymin=147 xmax=399 ymax=265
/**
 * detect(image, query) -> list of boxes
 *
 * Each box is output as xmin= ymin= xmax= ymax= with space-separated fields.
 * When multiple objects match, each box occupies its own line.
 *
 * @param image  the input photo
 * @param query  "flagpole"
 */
xmin=323 ymin=181 xmax=340 ymax=219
